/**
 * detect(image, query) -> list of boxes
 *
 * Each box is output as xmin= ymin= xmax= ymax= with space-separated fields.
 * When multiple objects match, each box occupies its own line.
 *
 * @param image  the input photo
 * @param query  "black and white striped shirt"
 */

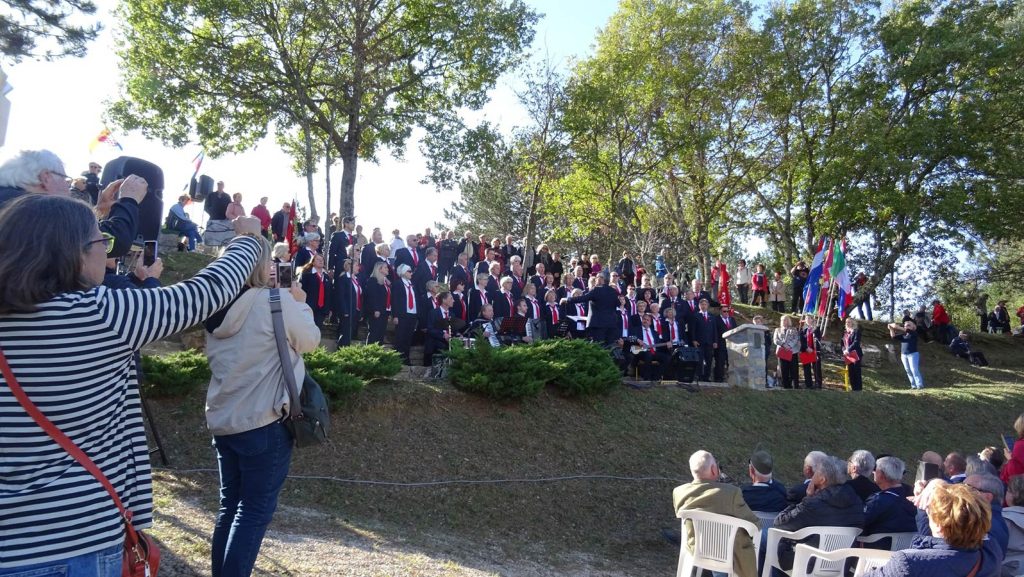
xmin=0 ymin=236 xmax=260 ymax=568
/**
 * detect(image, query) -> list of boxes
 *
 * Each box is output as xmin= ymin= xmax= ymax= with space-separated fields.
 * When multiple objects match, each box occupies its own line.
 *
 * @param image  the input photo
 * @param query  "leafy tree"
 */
xmin=110 ymin=0 xmax=537 ymax=218
xmin=1 ymin=0 xmax=101 ymax=62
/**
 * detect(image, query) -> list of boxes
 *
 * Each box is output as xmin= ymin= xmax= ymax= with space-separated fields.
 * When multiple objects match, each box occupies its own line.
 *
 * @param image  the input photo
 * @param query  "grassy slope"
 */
xmin=146 ymin=297 xmax=1024 ymax=574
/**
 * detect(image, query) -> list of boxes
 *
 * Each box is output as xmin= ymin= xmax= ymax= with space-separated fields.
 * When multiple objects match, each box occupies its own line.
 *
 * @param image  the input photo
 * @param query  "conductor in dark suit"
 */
xmin=688 ymin=298 xmax=719 ymax=381
xmin=565 ymin=272 xmax=621 ymax=345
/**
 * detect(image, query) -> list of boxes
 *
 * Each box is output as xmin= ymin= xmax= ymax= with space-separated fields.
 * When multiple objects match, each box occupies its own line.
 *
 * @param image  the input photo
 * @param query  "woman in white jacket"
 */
xmin=203 ymin=236 xmax=321 ymax=577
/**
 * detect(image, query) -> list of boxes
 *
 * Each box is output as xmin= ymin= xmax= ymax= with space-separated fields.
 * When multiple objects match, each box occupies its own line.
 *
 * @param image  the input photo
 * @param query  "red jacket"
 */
xmin=1002 ymin=439 xmax=1024 ymax=484
xmin=250 ymin=204 xmax=272 ymax=231
xmin=932 ymin=303 xmax=950 ymax=325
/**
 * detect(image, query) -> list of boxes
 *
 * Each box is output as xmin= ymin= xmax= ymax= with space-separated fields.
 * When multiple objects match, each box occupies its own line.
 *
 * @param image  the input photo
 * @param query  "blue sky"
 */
xmin=1 ymin=0 xmax=620 ymax=232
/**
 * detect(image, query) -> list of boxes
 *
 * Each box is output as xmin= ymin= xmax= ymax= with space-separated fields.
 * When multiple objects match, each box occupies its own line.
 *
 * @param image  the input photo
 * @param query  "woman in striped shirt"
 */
xmin=0 ymin=191 xmax=262 ymax=574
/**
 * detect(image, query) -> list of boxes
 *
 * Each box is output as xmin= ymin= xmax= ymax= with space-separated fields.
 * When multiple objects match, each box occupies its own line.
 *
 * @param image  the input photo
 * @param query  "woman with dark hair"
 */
xmin=843 ymin=317 xmax=864 ymax=391
xmin=449 ymin=277 xmax=468 ymax=323
xmin=298 ymin=253 xmax=330 ymax=328
xmin=363 ymin=260 xmax=392 ymax=344
xmin=0 ymin=189 xmax=262 ymax=575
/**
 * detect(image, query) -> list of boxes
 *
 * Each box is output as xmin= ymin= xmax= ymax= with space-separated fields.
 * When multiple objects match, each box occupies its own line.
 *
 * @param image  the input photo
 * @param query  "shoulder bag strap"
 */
xmin=269 ymin=289 xmax=302 ymax=418
xmin=0 ymin=346 xmax=142 ymax=537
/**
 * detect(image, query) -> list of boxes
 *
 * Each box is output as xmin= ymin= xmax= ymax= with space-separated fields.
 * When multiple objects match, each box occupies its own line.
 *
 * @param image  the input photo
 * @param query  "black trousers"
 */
xmin=588 ymin=326 xmax=620 ymax=347
xmin=367 ymin=313 xmax=389 ymax=344
xmin=779 ymin=358 xmax=799 ymax=388
xmin=714 ymin=346 xmax=728 ymax=382
xmin=737 ymin=284 xmax=750 ymax=304
xmin=848 ymin=361 xmax=863 ymax=391
xmin=802 ymin=360 xmax=823 ymax=389
xmin=337 ymin=311 xmax=361 ymax=346
xmin=632 ymin=349 xmax=670 ymax=380
xmin=771 ymin=300 xmax=785 ymax=312
xmin=697 ymin=343 xmax=714 ymax=380
xmin=395 ymin=315 xmax=418 ymax=363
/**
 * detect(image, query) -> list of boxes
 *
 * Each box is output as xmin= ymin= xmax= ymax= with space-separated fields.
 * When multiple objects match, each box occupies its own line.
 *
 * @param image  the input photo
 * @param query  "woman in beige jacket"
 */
xmin=203 ymin=236 xmax=321 ymax=577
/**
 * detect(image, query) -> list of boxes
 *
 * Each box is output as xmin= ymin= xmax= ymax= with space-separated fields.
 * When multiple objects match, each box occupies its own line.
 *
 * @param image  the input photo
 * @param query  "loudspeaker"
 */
xmin=100 ymin=156 xmax=164 ymax=242
xmin=190 ymin=175 xmax=214 ymax=202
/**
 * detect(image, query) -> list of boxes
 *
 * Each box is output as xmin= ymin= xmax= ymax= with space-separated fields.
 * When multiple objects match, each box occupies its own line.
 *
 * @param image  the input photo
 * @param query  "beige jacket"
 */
xmin=205 ymin=287 xmax=321 ymax=435
xmin=673 ymin=481 xmax=759 ymax=577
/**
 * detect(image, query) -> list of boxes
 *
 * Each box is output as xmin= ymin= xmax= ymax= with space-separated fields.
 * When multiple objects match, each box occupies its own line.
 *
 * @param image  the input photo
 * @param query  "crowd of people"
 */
xmin=672 ymin=412 xmax=1024 ymax=577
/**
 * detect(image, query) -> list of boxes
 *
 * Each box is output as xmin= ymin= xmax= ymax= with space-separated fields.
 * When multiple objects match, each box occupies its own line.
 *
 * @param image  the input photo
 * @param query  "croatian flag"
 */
xmin=831 ymin=238 xmax=855 ymax=318
xmin=802 ymin=237 xmax=829 ymax=315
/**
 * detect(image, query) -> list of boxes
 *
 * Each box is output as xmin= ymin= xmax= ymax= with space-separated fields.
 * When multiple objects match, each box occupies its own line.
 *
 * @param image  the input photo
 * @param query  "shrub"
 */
xmin=140 ymin=349 xmax=211 ymax=397
xmin=331 ymin=343 xmax=402 ymax=381
xmin=448 ymin=337 xmax=546 ymax=399
xmin=302 ymin=347 xmax=366 ymax=398
xmin=534 ymin=339 xmax=620 ymax=397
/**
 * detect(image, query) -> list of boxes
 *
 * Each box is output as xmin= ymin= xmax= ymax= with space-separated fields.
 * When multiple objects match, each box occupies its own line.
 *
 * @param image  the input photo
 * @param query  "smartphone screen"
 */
xmin=916 ymin=461 xmax=941 ymax=483
xmin=1004 ymin=434 xmax=1015 ymax=453
xmin=143 ymin=240 xmax=158 ymax=266
xmin=277 ymin=263 xmax=293 ymax=288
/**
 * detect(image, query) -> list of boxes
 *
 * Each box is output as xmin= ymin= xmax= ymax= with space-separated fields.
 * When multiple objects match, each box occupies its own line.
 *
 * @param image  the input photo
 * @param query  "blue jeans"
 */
xmin=901 ymin=352 xmax=925 ymax=389
xmin=211 ymin=421 xmax=293 ymax=577
xmin=175 ymin=221 xmax=203 ymax=250
xmin=0 ymin=544 xmax=121 ymax=576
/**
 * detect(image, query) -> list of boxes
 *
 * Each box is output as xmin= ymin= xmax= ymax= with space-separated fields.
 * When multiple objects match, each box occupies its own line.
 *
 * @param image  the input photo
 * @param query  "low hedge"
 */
xmin=140 ymin=349 xmax=211 ymax=397
xmin=303 ymin=344 xmax=402 ymax=402
xmin=447 ymin=336 xmax=620 ymax=399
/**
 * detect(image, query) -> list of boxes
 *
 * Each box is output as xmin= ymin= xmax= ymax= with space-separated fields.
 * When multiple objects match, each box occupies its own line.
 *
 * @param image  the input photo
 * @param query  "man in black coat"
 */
xmin=328 ymin=216 xmax=357 ymax=274
xmin=270 ymin=202 xmax=290 ymax=243
xmin=566 ymin=272 xmax=621 ymax=346
xmin=688 ymin=299 xmax=719 ymax=381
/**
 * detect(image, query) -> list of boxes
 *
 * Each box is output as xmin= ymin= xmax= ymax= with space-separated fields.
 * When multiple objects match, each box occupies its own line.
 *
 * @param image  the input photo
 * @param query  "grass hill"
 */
xmin=146 ymin=252 xmax=1024 ymax=575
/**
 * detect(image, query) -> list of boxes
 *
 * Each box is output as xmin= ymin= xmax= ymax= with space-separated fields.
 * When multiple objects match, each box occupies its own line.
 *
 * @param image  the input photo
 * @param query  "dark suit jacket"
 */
xmin=328 ymin=231 xmax=355 ymax=272
xmin=629 ymin=324 xmax=667 ymax=349
xmin=662 ymin=318 xmax=686 ymax=344
xmin=359 ymin=243 xmax=378 ymax=273
xmin=523 ymin=297 xmax=542 ymax=320
xmin=419 ymin=295 xmax=440 ymax=331
xmin=413 ymin=259 xmax=439 ymax=296
xmin=493 ymin=291 xmax=516 ymax=320
xmin=466 ymin=288 xmax=490 ymax=321
xmin=394 ymin=280 xmax=419 ymax=318
xmin=541 ymin=303 xmax=565 ymax=337
xmin=689 ymin=311 xmax=719 ymax=346
xmin=394 ymin=246 xmax=421 ymax=272
xmin=336 ymin=274 xmax=362 ymax=317
xmin=293 ymin=247 xmax=315 ymax=270
xmin=717 ymin=316 xmax=738 ymax=345
xmin=567 ymin=286 xmax=620 ymax=329
xmin=300 ymin=270 xmax=332 ymax=314
xmin=426 ymin=307 xmax=453 ymax=343
xmin=510 ymin=275 xmax=526 ymax=300
xmin=449 ymin=263 xmax=473 ymax=290
xmin=363 ymin=278 xmax=391 ymax=315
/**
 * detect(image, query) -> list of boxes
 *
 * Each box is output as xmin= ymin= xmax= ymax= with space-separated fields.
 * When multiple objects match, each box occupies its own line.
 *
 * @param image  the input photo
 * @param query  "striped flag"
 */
xmin=88 ymin=128 xmax=123 ymax=153
xmin=832 ymin=238 xmax=855 ymax=318
xmin=802 ymin=237 xmax=829 ymax=315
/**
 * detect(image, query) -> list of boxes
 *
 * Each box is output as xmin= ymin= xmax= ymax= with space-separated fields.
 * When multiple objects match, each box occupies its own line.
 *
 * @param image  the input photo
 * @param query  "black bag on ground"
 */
xmin=269 ymin=289 xmax=330 ymax=448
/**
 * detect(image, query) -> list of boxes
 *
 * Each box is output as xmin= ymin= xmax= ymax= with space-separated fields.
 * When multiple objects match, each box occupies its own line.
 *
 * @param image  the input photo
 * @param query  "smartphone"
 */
xmin=915 ymin=461 xmax=941 ymax=483
xmin=277 ymin=263 xmax=293 ymax=288
xmin=143 ymin=240 xmax=158 ymax=266
xmin=1004 ymin=434 xmax=1015 ymax=453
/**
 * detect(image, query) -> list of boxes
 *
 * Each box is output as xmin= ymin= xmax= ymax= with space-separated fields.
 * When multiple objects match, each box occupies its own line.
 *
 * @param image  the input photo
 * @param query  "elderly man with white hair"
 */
xmin=787 ymin=450 xmax=830 ymax=504
xmin=862 ymin=456 xmax=917 ymax=541
xmin=846 ymin=449 xmax=881 ymax=502
xmin=0 ymin=149 xmax=145 ymax=257
xmin=672 ymin=450 xmax=760 ymax=577
xmin=774 ymin=456 xmax=865 ymax=572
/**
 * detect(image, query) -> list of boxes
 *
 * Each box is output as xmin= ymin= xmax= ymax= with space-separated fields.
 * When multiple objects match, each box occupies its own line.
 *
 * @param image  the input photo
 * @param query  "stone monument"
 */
xmin=722 ymin=323 xmax=769 ymax=389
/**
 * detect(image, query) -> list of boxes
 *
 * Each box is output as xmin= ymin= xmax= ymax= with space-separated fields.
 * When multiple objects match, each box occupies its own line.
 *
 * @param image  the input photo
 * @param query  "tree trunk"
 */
xmin=325 ymin=139 xmax=332 ymax=219
xmin=339 ymin=145 xmax=358 ymax=220
xmin=303 ymin=124 xmax=317 ymax=220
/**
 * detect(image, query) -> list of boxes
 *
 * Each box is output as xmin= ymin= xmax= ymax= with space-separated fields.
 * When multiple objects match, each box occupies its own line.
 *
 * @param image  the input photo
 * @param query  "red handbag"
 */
xmin=799 ymin=351 xmax=818 ymax=365
xmin=775 ymin=346 xmax=793 ymax=362
xmin=0 ymin=348 xmax=160 ymax=577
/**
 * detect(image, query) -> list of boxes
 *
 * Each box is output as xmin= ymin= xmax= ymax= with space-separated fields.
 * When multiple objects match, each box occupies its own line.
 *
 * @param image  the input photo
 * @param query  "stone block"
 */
xmin=862 ymin=344 xmax=882 ymax=367
xmin=724 ymin=323 xmax=768 ymax=389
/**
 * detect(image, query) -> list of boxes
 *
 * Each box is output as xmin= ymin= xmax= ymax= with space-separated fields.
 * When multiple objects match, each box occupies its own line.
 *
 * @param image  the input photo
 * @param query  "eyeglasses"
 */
xmin=84 ymin=232 xmax=115 ymax=254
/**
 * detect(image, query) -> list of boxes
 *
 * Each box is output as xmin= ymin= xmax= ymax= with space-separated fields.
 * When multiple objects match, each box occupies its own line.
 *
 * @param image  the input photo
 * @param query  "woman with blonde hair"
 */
xmin=364 ymin=260 xmax=392 ymax=344
xmin=773 ymin=315 xmax=801 ymax=389
xmin=203 ymin=235 xmax=320 ymax=576
xmin=1001 ymin=414 xmax=1024 ymax=484
xmin=864 ymin=481 xmax=995 ymax=576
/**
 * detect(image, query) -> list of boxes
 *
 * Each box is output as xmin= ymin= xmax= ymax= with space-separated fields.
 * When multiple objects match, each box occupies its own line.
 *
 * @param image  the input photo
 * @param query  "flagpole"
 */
xmin=821 ymin=280 xmax=837 ymax=339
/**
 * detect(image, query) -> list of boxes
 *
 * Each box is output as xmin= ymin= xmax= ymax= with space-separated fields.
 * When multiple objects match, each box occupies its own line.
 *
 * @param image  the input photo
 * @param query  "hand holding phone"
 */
xmin=277 ymin=263 xmax=293 ymax=288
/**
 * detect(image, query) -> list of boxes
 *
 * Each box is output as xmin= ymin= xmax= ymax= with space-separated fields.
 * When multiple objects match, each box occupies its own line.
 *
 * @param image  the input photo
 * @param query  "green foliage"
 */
xmin=1 ymin=0 xmax=101 ymax=62
xmin=531 ymin=339 xmax=621 ymax=397
xmin=302 ymin=345 xmax=402 ymax=401
xmin=447 ymin=336 xmax=619 ymax=399
xmin=140 ymin=350 xmax=211 ymax=398
xmin=329 ymin=344 xmax=402 ymax=381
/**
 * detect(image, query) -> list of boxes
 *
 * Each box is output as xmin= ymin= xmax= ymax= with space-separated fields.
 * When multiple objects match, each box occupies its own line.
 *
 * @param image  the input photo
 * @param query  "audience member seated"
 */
xmin=773 ymin=456 xmax=865 ymax=573
xmin=862 ymin=456 xmax=917 ymax=541
xmin=847 ymin=450 xmax=881 ymax=502
xmin=863 ymin=482 xmax=997 ymax=577
xmin=964 ymin=474 xmax=1009 ymax=559
xmin=1002 ymin=415 xmax=1024 ymax=485
xmin=788 ymin=450 xmax=829 ymax=504
xmin=742 ymin=449 xmax=789 ymax=514
xmin=1002 ymin=475 xmax=1024 ymax=577
xmin=946 ymin=452 xmax=968 ymax=483
xmin=672 ymin=450 xmax=759 ymax=577
xmin=950 ymin=331 xmax=989 ymax=366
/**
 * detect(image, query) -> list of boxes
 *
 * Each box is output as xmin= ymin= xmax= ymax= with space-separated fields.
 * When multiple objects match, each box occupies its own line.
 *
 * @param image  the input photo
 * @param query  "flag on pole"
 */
xmin=716 ymin=262 xmax=731 ymax=309
xmin=286 ymin=199 xmax=298 ymax=256
xmin=190 ymin=151 xmax=204 ymax=181
xmin=832 ymin=238 xmax=855 ymax=318
xmin=802 ymin=237 xmax=829 ymax=315
xmin=88 ymin=128 xmax=123 ymax=153
xmin=821 ymin=237 xmax=835 ymax=284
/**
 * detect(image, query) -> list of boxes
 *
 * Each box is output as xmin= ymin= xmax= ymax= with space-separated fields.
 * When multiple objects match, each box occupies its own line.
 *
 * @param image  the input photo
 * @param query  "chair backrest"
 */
xmin=677 ymin=509 xmax=760 ymax=574
xmin=752 ymin=510 xmax=778 ymax=532
xmin=856 ymin=532 xmax=917 ymax=552
xmin=792 ymin=544 xmax=893 ymax=577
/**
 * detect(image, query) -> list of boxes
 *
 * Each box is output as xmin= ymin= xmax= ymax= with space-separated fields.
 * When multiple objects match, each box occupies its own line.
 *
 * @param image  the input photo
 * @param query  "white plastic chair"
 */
xmin=792 ymin=544 xmax=893 ymax=577
xmin=676 ymin=509 xmax=761 ymax=577
xmin=856 ymin=532 xmax=916 ymax=552
xmin=753 ymin=510 xmax=779 ymax=532
xmin=760 ymin=526 xmax=862 ymax=577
